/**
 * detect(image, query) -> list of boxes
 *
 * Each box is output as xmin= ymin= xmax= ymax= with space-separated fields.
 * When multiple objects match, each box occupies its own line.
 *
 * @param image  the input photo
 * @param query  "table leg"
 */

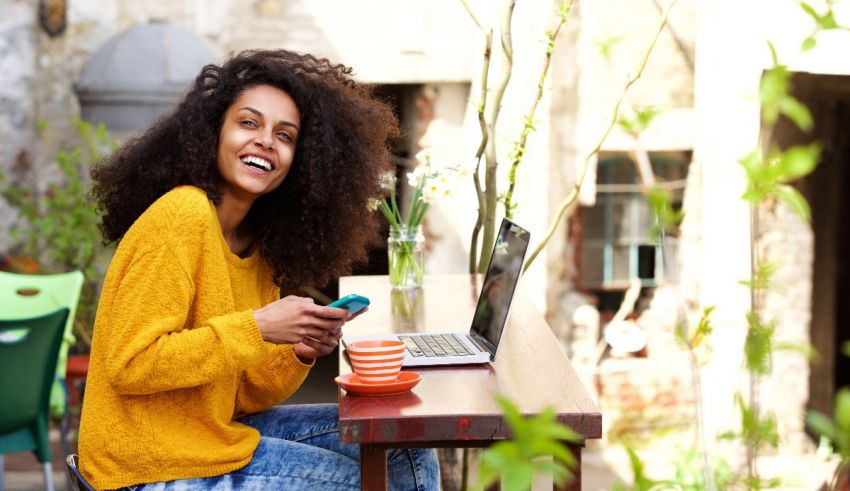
xmin=554 ymin=443 xmax=583 ymax=491
xmin=360 ymin=444 xmax=388 ymax=491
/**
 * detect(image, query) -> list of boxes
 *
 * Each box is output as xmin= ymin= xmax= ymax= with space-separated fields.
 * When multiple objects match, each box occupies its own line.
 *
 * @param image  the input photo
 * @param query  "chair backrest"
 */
xmin=0 ymin=271 xmax=84 ymax=380
xmin=0 ymin=308 xmax=68 ymax=449
xmin=65 ymin=454 xmax=95 ymax=491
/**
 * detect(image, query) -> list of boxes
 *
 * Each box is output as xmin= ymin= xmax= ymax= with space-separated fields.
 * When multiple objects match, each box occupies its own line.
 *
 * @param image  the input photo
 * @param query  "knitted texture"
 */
xmin=78 ymin=186 xmax=312 ymax=489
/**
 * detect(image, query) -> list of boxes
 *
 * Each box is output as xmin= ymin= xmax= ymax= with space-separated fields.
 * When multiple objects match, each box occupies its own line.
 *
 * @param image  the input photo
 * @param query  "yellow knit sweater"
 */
xmin=78 ymin=186 xmax=312 ymax=490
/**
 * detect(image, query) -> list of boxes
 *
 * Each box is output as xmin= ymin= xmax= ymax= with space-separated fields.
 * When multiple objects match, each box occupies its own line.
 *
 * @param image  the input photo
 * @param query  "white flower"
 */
xmin=455 ymin=162 xmax=474 ymax=179
xmin=415 ymin=147 xmax=432 ymax=165
xmin=420 ymin=176 xmax=454 ymax=204
xmin=378 ymin=171 xmax=396 ymax=191
xmin=367 ymin=198 xmax=382 ymax=211
xmin=407 ymin=166 xmax=426 ymax=188
xmin=420 ymin=183 xmax=441 ymax=204
xmin=422 ymin=179 xmax=447 ymax=204
xmin=435 ymin=174 xmax=453 ymax=198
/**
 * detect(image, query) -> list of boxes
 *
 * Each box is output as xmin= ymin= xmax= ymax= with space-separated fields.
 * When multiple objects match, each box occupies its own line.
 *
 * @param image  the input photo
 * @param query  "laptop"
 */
xmin=342 ymin=218 xmax=531 ymax=366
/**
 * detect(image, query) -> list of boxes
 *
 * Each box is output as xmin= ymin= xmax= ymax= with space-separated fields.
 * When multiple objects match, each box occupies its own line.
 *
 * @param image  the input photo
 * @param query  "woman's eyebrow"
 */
xmin=239 ymin=106 xmax=300 ymax=132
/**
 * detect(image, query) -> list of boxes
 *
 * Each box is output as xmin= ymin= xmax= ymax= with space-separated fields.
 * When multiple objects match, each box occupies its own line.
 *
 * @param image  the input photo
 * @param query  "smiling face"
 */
xmin=216 ymin=84 xmax=301 ymax=206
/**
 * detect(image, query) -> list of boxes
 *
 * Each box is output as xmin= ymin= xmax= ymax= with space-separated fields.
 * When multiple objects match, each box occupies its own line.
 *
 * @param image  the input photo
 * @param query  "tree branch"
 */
xmin=478 ymin=0 xmax=517 ymax=272
xmin=503 ymin=1 xmax=574 ymax=219
xmin=470 ymin=29 xmax=493 ymax=273
xmin=460 ymin=0 xmax=486 ymax=35
xmin=523 ymin=0 xmax=679 ymax=273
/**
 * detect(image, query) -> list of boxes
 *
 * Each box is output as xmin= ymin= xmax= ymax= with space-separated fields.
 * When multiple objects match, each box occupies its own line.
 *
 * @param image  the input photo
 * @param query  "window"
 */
xmin=579 ymin=151 xmax=689 ymax=291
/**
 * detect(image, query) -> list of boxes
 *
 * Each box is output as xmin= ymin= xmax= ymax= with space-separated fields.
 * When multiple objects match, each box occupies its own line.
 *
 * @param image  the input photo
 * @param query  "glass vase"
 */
xmin=388 ymin=225 xmax=425 ymax=289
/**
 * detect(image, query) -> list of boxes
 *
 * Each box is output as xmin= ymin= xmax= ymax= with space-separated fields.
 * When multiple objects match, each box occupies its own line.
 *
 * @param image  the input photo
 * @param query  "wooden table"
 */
xmin=337 ymin=274 xmax=602 ymax=490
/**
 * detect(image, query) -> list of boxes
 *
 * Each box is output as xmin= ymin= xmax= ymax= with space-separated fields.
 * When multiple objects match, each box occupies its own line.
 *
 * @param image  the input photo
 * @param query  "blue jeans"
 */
xmin=125 ymin=404 xmax=439 ymax=490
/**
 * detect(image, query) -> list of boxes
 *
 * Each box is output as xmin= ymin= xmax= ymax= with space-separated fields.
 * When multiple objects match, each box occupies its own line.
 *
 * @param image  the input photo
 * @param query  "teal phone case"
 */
xmin=328 ymin=294 xmax=370 ymax=314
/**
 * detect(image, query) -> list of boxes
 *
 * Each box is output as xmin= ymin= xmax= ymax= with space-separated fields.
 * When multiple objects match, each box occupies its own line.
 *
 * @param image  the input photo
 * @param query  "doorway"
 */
xmin=793 ymin=73 xmax=850 ymax=418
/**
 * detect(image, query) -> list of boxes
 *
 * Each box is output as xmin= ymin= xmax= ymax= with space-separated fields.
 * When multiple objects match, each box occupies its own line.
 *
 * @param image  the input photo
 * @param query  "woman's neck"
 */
xmin=215 ymin=194 xmax=255 ymax=257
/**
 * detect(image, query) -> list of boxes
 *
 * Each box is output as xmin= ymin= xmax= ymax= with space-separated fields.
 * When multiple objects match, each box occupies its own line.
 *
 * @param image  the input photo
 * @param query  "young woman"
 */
xmin=78 ymin=49 xmax=439 ymax=490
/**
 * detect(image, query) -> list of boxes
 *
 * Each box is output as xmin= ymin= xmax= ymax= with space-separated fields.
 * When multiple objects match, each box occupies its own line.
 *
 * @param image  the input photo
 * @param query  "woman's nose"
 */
xmin=254 ymin=132 xmax=273 ymax=149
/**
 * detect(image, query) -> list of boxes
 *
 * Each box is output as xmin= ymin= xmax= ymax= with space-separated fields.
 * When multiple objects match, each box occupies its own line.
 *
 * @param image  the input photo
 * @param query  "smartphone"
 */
xmin=328 ymin=294 xmax=370 ymax=314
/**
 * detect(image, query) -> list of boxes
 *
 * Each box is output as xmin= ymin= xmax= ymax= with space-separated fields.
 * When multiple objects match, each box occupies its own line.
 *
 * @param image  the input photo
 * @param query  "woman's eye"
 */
xmin=276 ymin=132 xmax=292 ymax=142
xmin=241 ymin=120 xmax=258 ymax=128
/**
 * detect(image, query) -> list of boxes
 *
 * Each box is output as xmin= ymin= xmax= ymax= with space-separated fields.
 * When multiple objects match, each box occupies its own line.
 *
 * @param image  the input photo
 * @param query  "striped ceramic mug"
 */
xmin=347 ymin=340 xmax=405 ymax=383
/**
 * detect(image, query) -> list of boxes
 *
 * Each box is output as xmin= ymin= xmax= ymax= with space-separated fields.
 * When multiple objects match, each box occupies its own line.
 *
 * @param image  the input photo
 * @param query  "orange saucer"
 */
xmin=335 ymin=371 xmax=422 ymax=396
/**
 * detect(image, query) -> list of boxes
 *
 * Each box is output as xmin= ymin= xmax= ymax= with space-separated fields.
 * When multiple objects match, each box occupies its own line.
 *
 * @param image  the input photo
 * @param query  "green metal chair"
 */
xmin=0 ymin=308 xmax=70 ymax=491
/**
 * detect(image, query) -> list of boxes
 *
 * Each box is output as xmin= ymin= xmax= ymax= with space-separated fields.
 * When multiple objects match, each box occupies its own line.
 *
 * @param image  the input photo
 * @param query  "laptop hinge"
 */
xmin=467 ymin=333 xmax=496 ymax=359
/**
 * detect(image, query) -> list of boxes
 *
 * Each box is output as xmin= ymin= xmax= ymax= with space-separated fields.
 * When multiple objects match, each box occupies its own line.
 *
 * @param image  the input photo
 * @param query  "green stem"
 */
xmin=407 ymin=187 xmax=423 ymax=228
xmin=391 ymin=190 xmax=400 ymax=224
xmin=389 ymin=227 xmax=424 ymax=287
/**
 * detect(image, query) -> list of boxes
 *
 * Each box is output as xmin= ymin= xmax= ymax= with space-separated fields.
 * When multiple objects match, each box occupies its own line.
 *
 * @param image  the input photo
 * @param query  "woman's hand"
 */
xmin=253 ymin=296 xmax=350 ymax=361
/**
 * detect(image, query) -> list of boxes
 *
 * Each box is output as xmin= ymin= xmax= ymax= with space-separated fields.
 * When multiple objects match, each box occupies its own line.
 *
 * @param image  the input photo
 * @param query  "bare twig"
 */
xmin=477 ymin=0 xmax=517 ymax=272
xmin=503 ymin=2 xmax=574 ymax=219
xmin=649 ymin=0 xmax=694 ymax=72
xmin=523 ymin=0 xmax=679 ymax=273
xmin=459 ymin=0 xmax=486 ymax=35
xmin=470 ymin=30 xmax=493 ymax=273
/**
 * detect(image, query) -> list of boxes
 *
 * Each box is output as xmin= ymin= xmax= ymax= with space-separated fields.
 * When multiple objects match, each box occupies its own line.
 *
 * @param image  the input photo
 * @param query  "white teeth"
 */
xmin=240 ymin=155 xmax=272 ymax=171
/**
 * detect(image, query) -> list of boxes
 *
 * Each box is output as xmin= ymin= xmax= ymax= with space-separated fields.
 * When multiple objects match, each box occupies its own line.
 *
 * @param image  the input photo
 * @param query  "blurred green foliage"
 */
xmin=647 ymin=186 xmax=684 ymax=240
xmin=1 ymin=117 xmax=116 ymax=346
xmin=614 ymin=443 xmax=736 ymax=491
xmin=807 ymin=388 xmax=850 ymax=462
xmin=799 ymin=1 xmax=848 ymax=51
xmin=617 ymin=105 xmax=664 ymax=138
xmin=475 ymin=396 xmax=580 ymax=491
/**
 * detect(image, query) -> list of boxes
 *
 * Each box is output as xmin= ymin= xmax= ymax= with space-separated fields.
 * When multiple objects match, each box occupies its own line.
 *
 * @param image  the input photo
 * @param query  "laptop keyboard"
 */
xmin=398 ymin=333 xmax=475 ymax=358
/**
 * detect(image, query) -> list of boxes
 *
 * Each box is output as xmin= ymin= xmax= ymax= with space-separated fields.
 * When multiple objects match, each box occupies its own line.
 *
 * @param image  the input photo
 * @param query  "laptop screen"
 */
xmin=469 ymin=218 xmax=531 ymax=356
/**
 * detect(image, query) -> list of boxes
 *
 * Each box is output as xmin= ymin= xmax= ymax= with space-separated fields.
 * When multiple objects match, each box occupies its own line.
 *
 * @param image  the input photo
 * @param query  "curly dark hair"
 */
xmin=91 ymin=49 xmax=399 ymax=288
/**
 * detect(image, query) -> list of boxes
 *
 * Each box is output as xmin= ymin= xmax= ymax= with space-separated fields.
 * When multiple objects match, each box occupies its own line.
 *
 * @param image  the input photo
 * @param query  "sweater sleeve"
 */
xmin=233 ymin=345 xmax=313 ymax=417
xmin=103 ymin=243 xmax=269 ymax=395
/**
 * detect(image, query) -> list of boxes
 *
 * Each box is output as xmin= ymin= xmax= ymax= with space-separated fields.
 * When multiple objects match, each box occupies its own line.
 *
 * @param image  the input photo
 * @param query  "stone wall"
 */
xmin=0 ymin=0 xmax=37 ymax=251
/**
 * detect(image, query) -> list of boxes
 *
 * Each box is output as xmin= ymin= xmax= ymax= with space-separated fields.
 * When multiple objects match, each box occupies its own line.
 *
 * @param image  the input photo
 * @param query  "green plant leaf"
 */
xmin=496 ymin=396 xmax=527 ymax=438
xmin=774 ymin=340 xmax=817 ymax=360
xmin=843 ymin=341 xmax=850 ymax=357
xmin=502 ymin=462 xmax=534 ymax=491
xmin=745 ymin=311 xmax=775 ymax=375
xmin=779 ymin=97 xmax=814 ymax=132
xmin=775 ymin=184 xmax=811 ymax=222
xmin=801 ymin=36 xmax=817 ymax=51
xmin=767 ymin=40 xmax=780 ymax=67
xmin=623 ymin=442 xmax=663 ymax=490
xmin=717 ymin=431 xmax=738 ymax=441
xmin=760 ymin=65 xmax=790 ymax=125
xmin=595 ymin=34 xmax=626 ymax=60
xmin=799 ymin=2 xmax=818 ymax=21
xmin=836 ymin=388 xmax=850 ymax=431
xmin=647 ymin=186 xmax=683 ymax=238
xmin=738 ymin=150 xmax=760 ymax=173
xmin=820 ymin=10 xmax=839 ymax=29
xmin=480 ymin=395 xmax=578 ymax=489
xmin=691 ymin=306 xmax=715 ymax=348
xmin=780 ymin=142 xmax=821 ymax=179
xmin=807 ymin=411 xmax=837 ymax=441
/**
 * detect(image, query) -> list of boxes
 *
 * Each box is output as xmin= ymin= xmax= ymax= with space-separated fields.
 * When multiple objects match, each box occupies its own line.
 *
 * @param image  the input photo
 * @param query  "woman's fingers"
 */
xmin=302 ymin=332 xmax=338 ymax=355
xmin=255 ymin=295 xmax=349 ymax=346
